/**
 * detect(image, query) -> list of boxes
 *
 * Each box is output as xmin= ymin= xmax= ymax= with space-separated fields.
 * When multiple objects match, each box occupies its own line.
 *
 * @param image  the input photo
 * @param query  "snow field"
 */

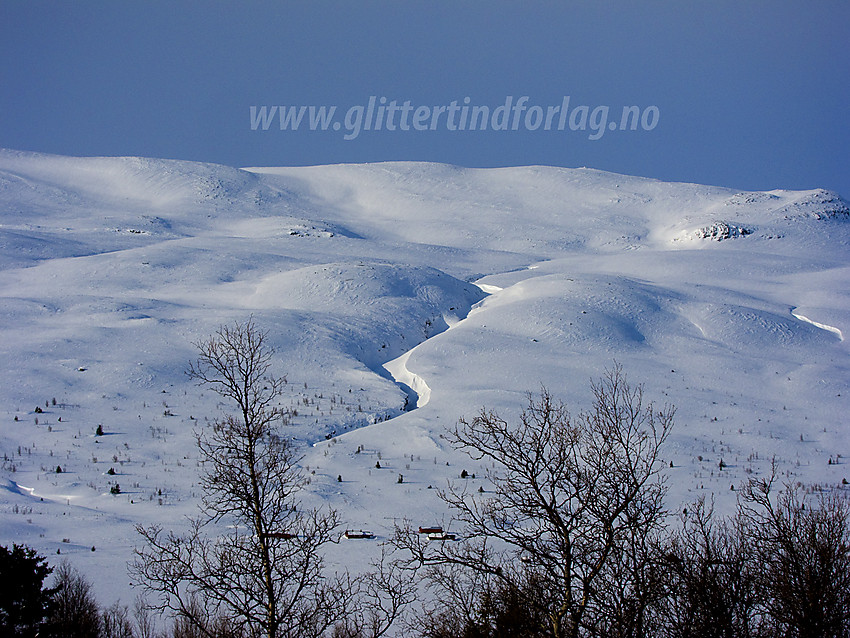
xmin=0 ymin=149 xmax=848 ymax=609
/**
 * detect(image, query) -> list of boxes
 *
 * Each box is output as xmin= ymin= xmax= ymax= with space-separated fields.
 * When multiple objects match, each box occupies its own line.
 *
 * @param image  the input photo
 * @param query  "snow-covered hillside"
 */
xmin=1 ymin=148 xmax=848 ymax=608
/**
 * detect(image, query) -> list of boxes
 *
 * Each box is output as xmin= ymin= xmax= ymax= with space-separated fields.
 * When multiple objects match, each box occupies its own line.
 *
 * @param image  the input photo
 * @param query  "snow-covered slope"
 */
xmin=1 ymin=149 xmax=848 ymax=609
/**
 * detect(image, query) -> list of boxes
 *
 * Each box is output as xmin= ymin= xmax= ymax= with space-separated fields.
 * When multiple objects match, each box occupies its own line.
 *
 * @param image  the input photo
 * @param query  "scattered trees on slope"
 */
xmin=5 ymin=314 xmax=849 ymax=637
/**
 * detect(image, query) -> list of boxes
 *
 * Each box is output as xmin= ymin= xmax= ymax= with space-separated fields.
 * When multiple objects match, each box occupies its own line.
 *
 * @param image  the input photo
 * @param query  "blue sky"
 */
xmin=1 ymin=1 xmax=848 ymax=197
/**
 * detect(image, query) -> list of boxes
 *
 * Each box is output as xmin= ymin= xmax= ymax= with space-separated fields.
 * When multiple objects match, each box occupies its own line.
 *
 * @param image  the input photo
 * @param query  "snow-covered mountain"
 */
xmin=1 ymin=148 xmax=848 ymax=607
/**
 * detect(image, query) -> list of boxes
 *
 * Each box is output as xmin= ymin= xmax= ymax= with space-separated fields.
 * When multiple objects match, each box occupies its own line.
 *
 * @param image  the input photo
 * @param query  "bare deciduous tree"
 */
xmin=393 ymin=364 xmax=674 ymax=638
xmin=661 ymin=497 xmax=761 ymax=638
xmin=740 ymin=470 xmax=850 ymax=638
xmin=329 ymin=551 xmax=417 ymax=638
xmin=101 ymin=601 xmax=135 ymax=638
xmin=132 ymin=596 xmax=159 ymax=638
xmin=132 ymin=318 xmax=344 ymax=638
xmin=660 ymin=464 xmax=850 ymax=638
xmin=47 ymin=562 xmax=102 ymax=638
xmin=410 ymin=561 xmax=548 ymax=638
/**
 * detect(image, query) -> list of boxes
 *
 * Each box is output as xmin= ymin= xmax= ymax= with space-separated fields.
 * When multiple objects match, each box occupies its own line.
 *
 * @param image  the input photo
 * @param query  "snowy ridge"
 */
xmin=791 ymin=307 xmax=844 ymax=341
xmin=382 ymin=350 xmax=432 ymax=410
xmin=0 ymin=149 xmax=848 ymax=609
